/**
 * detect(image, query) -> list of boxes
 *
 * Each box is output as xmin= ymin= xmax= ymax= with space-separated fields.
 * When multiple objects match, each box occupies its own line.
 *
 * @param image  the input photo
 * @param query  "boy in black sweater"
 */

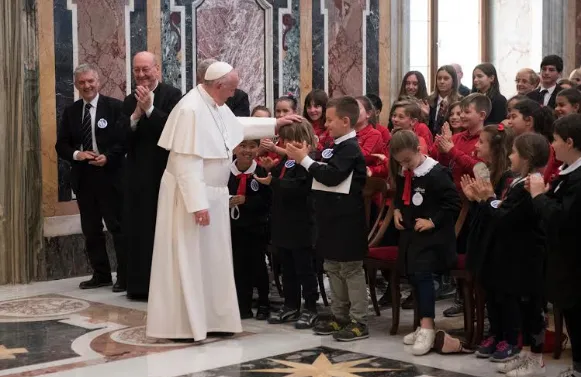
xmin=527 ymin=113 xmax=581 ymax=377
xmin=228 ymin=140 xmax=271 ymax=320
xmin=286 ymin=96 xmax=369 ymax=341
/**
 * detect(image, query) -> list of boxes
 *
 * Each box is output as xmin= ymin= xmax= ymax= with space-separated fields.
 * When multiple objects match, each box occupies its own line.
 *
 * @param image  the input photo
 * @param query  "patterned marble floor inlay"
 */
xmin=180 ymin=346 xmax=476 ymax=377
xmin=0 ymin=294 xmax=252 ymax=377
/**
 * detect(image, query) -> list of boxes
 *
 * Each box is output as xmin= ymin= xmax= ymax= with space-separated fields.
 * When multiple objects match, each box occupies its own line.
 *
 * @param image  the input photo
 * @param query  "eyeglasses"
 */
xmin=132 ymin=66 xmax=155 ymax=74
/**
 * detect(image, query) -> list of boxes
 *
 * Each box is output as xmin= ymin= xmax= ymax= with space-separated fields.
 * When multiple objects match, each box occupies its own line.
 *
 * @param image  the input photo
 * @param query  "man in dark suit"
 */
xmin=452 ymin=63 xmax=471 ymax=97
xmin=55 ymin=64 xmax=126 ymax=291
xmin=197 ymin=58 xmax=250 ymax=116
xmin=527 ymin=55 xmax=563 ymax=109
xmin=121 ymin=51 xmax=182 ymax=300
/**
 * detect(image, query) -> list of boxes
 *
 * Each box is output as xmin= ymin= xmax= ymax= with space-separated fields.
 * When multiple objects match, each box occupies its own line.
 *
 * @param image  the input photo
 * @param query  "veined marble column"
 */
xmin=0 ymin=0 xmax=43 ymax=284
xmin=542 ymin=0 xmax=576 ymax=74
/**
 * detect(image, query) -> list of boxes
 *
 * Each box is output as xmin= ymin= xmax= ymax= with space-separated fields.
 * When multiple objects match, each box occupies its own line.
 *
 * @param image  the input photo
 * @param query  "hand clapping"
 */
xmin=525 ymin=174 xmax=549 ymax=198
xmin=135 ymin=85 xmax=153 ymax=112
xmin=253 ymin=173 xmax=273 ymax=186
xmin=259 ymin=156 xmax=279 ymax=171
xmin=285 ymin=141 xmax=309 ymax=163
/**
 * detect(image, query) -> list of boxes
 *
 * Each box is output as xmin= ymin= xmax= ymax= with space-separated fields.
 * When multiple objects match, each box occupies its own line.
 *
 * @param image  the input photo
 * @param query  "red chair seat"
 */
xmin=456 ymin=254 xmax=466 ymax=269
xmin=368 ymin=246 xmax=398 ymax=261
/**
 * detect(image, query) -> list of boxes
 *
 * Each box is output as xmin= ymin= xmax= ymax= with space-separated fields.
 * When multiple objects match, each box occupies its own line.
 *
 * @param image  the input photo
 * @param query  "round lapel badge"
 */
xmin=412 ymin=192 xmax=423 ymax=206
xmin=97 ymin=118 xmax=108 ymax=129
xmin=285 ymin=160 xmax=296 ymax=169
xmin=490 ymin=199 xmax=501 ymax=209
xmin=250 ymin=179 xmax=259 ymax=192
xmin=322 ymin=148 xmax=334 ymax=159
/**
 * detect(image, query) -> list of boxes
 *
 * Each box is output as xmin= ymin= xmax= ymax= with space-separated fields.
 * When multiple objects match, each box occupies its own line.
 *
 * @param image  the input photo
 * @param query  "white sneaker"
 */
xmin=403 ymin=327 xmax=420 ymax=345
xmin=411 ymin=328 xmax=436 ymax=356
xmin=498 ymin=354 xmax=527 ymax=374
xmin=506 ymin=356 xmax=546 ymax=377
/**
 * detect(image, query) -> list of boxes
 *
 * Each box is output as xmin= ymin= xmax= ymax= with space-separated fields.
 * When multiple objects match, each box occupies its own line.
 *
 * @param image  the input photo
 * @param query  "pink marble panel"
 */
xmin=327 ymin=0 xmax=366 ymax=97
xmin=76 ymin=0 xmax=127 ymax=99
xmin=196 ymin=0 xmax=266 ymax=107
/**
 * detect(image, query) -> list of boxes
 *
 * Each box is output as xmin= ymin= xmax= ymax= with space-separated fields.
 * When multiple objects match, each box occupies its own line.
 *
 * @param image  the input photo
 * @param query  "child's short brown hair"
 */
xmin=461 ymin=93 xmax=492 ymax=117
xmin=278 ymin=119 xmax=317 ymax=148
xmin=327 ymin=96 xmax=360 ymax=127
xmin=392 ymin=100 xmax=421 ymax=120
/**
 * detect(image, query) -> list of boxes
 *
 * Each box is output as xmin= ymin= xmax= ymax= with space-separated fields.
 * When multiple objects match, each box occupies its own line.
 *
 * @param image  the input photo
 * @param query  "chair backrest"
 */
xmin=455 ymin=197 xmax=470 ymax=237
xmin=363 ymin=177 xmax=390 ymax=229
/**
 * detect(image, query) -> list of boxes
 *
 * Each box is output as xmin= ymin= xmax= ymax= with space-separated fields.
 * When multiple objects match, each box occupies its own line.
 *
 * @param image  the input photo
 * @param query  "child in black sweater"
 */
xmin=255 ymin=120 xmax=320 ymax=329
xmin=229 ymin=140 xmax=271 ymax=320
xmin=286 ymin=96 xmax=369 ymax=341
xmin=527 ymin=114 xmax=581 ymax=377
xmin=390 ymin=129 xmax=460 ymax=356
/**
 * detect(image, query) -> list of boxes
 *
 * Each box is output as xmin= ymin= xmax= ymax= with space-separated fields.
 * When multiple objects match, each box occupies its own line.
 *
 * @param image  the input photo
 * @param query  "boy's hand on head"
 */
xmin=253 ymin=173 xmax=272 ymax=186
xmin=414 ymin=218 xmax=435 ymax=232
xmin=285 ymin=141 xmax=309 ymax=163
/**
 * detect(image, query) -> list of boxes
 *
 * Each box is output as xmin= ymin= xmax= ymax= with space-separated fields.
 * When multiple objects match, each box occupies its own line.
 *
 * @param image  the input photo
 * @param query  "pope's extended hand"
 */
xmin=275 ymin=114 xmax=303 ymax=133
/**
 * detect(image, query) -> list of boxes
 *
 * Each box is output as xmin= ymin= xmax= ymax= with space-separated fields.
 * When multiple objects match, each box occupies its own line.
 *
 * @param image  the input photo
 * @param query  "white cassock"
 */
xmin=146 ymin=84 xmax=276 ymax=340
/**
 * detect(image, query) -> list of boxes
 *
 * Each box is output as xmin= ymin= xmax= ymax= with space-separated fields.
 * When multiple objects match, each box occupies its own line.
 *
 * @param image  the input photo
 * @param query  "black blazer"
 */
xmin=526 ymin=84 xmax=562 ymax=109
xmin=270 ymin=157 xmax=314 ymax=250
xmin=226 ymin=89 xmax=250 ymax=116
xmin=533 ymin=166 xmax=581 ymax=308
xmin=395 ymin=162 xmax=461 ymax=274
xmin=458 ymin=84 xmax=471 ymax=97
xmin=308 ymin=137 xmax=368 ymax=261
xmin=485 ymin=92 xmax=508 ymax=125
xmin=55 ymin=94 xmax=125 ymax=192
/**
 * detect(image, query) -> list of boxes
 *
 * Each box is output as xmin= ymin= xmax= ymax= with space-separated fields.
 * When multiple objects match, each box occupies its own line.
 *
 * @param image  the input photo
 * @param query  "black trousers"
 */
xmin=409 ymin=271 xmax=436 ymax=319
xmin=231 ymin=229 xmax=270 ymax=313
xmin=563 ymin=299 xmax=581 ymax=370
xmin=278 ymin=246 xmax=319 ymax=311
xmin=76 ymin=167 xmax=126 ymax=282
xmin=487 ymin=290 xmax=545 ymax=351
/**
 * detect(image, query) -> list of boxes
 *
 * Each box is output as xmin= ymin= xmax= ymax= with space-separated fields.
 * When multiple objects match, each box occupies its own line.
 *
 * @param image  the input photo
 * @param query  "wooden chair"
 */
xmin=553 ymin=307 xmax=565 ymax=359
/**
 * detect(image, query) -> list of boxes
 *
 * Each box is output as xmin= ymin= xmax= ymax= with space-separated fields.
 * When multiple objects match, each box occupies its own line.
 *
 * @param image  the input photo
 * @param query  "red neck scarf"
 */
xmin=402 ymin=170 xmax=413 ymax=205
xmin=235 ymin=173 xmax=250 ymax=196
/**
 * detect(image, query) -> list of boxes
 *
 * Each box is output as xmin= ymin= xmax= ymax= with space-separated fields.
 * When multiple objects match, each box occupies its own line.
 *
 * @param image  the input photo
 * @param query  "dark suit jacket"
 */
xmin=55 ymin=94 xmax=125 ymax=193
xmin=458 ymin=84 xmax=471 ymax=97
xmin=526 ymin=84 xmax=563 ymax=109
xmin=226 ymin=89 xmax=250 ymax=116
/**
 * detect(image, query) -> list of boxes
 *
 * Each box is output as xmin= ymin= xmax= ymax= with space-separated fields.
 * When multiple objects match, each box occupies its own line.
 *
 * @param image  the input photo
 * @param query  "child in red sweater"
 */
xmin=303 ymin=89 xmax=329 ymax=138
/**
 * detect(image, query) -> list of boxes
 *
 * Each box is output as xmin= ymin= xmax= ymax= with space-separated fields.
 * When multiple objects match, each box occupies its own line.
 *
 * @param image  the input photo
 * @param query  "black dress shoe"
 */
xmin=207 ymin=332 xmax=235 ymax=337
xmin=112 ymin=282 xmax=126 ymax=293
xmin=255 ymin=306 xmax=270 ymax=321
xmin=79 ymin=277 xmax=112 ymax=289
xmin=126 ymin=293 xmax=148 ymax=301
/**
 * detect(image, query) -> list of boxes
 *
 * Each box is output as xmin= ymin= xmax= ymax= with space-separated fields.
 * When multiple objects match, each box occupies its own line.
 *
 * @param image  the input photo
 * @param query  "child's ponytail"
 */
xmin=482 ymin=124 xmax=514 ymax=186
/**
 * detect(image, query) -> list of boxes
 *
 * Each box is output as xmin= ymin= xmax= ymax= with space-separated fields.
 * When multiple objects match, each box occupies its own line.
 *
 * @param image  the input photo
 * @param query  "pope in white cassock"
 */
xmin=146 ymin=62 xmax=300 ymax=341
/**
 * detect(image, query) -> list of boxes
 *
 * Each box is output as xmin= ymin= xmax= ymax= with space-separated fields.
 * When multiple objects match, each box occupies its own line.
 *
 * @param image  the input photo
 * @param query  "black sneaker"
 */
xmin=240 ymin=310 xmax=254 ymax=320
xmin=401 ymin=293 xmax=414 ymax=310
xmin=295 ymin=310 xmax=318 ymax=329
xmin=255 ymin=306 xmax=270 ymax=321
xmin=378 ymin=291 xmax=392 ymax=306
xmin=267 ymin=307 xmax=299 ymax=324
xmin=443 ymin=302 xmax=464 ymax=317
xmin=79 ymin=276 xmax=112 ymax=289
xmin=313 ymin=318 xmax=348 ymax=335
xmin=333 ymin=320 xmax=369 ymax=342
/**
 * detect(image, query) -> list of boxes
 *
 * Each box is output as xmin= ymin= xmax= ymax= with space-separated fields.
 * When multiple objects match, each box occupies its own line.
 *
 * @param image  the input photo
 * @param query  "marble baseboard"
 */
xmin=37 ymin=234 xmax=117 ymax=282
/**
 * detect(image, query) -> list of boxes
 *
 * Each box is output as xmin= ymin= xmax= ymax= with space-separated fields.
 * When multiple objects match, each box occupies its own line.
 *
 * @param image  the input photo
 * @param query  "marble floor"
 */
xmin=0 ymin=276 xmax=572 ymax=377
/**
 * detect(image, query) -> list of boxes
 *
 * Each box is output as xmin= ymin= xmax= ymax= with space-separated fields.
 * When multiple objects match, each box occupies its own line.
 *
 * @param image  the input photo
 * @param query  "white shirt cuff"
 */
xmin=300 ymin=156 xmax=315 ymax=170
xmin=130 ymin=117 xmax=138 ymax=130
xmin=146 ymin=105 xmax=154 ymax=118
xmin=73 ymin=150 xmax=80 ymax=161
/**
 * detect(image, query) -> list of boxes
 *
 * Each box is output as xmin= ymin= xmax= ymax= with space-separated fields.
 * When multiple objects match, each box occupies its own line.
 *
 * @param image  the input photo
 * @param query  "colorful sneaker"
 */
xmin=267 ymin=307 xmax=299 ymax=324
xmin=497 ymin=353 xmax=527 ymax=374
xmin=443 ymin=302 xmax=464 ymax=317
xmin=313 ymin=317 xmax=348 ymax=335
xmin=491 ymin=341 xmax=520 ymax=362
xmin=476 ymin=336 xmax=497 ymax=358
xmin=403 ymin=327 xmax=421 ymax=345
xmin=411 ymin=328 xmax=436 ymax=356
xmin=295 ymin=310 xmax=318 ymax=329
xmin=333 ymin=320 xmax=369 ymax=342
xmin=506 ymin=356 xmax=545 ymax=377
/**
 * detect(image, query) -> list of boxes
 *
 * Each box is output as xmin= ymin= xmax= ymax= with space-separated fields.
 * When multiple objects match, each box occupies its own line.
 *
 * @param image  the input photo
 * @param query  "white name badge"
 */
xmin=250 ymin=179 xmax=259 ymax=192
xmin=97 ymin=118 xmax=108 ymax=129
xmin=412 ymin=192 xmax=423 ymax=206
xmin=285 ymin=160 xmax=296 ymax=169
xmin=322 ymin=148 xmax=334 ymax=159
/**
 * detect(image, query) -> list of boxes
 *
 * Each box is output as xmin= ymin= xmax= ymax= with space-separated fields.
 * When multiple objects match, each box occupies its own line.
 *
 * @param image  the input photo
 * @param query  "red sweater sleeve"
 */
xmin=414 ymin=123 xmax=434 ymax=147
xmin=360 ymin=132 xmax=383 ymax=157
xmin=543 ymin=146 xmax=561 ymax=183
xmin=446 ymin=144 xmax=481 ymax=173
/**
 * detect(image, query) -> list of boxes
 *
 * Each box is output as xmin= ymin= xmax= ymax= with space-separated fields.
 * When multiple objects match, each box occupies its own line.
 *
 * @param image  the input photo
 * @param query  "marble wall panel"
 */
xmin=130 ymin=0 xmax=149 ymax=89
xmin=312 ymin=0 xmax=326 ymax=92
xmin=195 ymin=0 xmax=267 ymax=108
xmin=365 ymin=0 xmax=379 ymax=96
xmin=326 ymin=0 xmax=366 ymax=97
xmin=278 ymin=0 xmax=301 ymax=98
xmin=490 ymin=0 xmax=543 ymax=97
xmin=577 ymin=0 xmax=581 ymax=67
xmin=160 ymin=0 xmax=184 ymax=91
